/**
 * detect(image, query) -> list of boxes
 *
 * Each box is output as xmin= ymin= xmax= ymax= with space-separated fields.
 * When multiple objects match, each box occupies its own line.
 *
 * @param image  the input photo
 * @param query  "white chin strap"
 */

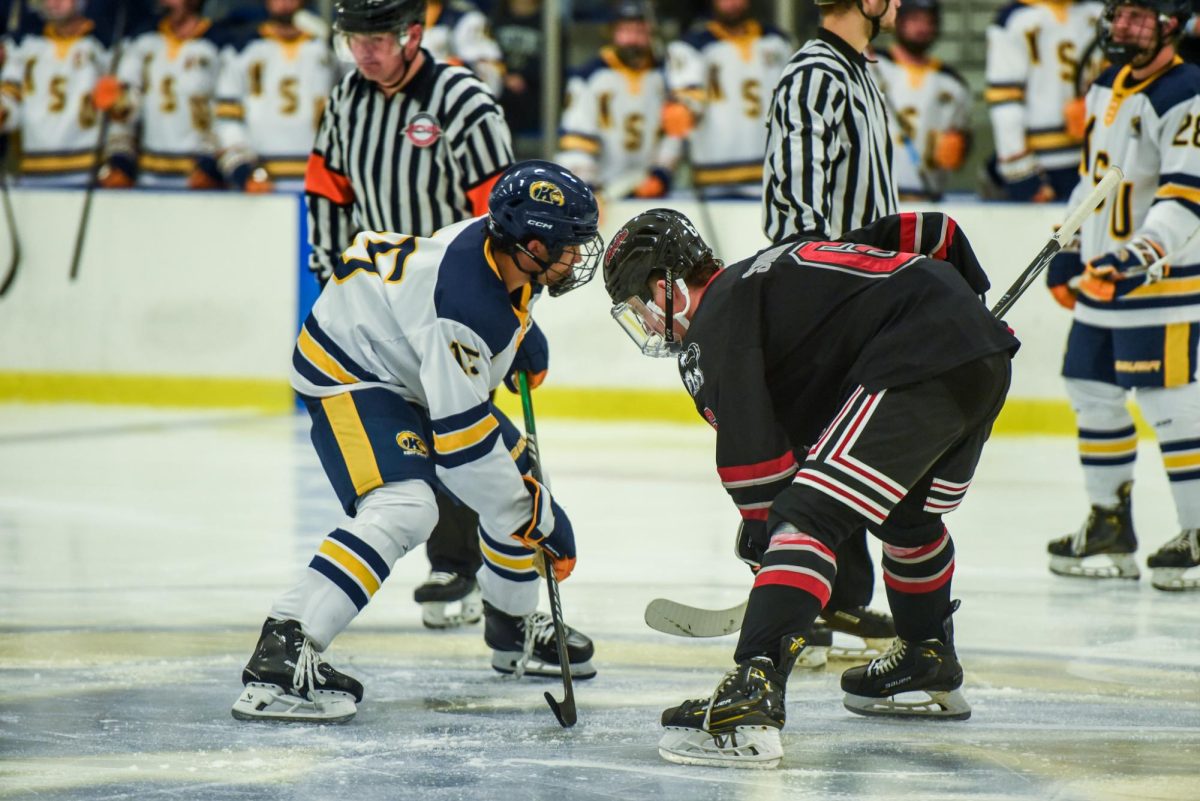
xmin=668 ymin=279 xmax=692 ymax=335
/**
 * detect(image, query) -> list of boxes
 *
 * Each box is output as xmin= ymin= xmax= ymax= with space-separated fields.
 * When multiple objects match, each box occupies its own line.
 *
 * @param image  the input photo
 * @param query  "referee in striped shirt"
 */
xmin=760 ymin=0 xmax=901 ymax=648
xmin=763 ymin=0 xmax=898 ymax=242
xmin=306 ymin=0 xmax=514 ymax=627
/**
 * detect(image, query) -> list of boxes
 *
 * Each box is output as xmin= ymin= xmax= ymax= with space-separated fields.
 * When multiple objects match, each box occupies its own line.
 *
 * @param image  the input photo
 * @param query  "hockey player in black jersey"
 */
xmin=603 ymin=208 xmax=1020 ymax=768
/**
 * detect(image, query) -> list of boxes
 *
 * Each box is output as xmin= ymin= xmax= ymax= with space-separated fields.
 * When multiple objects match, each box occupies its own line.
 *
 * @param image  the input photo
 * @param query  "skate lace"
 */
xmin=1163 ymin=529 xmax=1200 ymax=559
xmin=425 ymin=571 xmax=458 ymax=586
xmin=293 ymin=639 xmax=326 ymax=700
xmin=512 ymin=612 xmax=555 ymax=680
xmin=866 ymin=639 xmax=908 ymax=677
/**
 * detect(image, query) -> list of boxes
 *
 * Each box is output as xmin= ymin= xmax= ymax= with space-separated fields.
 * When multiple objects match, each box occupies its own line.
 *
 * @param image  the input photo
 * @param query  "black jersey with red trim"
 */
xmin=678 ymin=211 xmax=1020 ymax=526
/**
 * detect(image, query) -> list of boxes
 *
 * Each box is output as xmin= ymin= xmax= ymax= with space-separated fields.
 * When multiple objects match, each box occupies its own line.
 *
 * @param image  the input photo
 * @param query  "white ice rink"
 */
xmin=2 ymin=402 xmax=1198 ymax=800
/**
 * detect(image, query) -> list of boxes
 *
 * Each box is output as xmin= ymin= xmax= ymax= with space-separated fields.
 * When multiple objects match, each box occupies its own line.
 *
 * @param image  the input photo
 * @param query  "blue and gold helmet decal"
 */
xmin=529 ymin=181 xmax=566 ymax=206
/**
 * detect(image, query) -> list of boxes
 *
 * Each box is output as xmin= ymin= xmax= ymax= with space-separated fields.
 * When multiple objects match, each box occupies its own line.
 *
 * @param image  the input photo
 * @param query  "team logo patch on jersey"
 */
xmin=405 ymin=113 xmax=443 ymax=147
xmin=679 ymin=342 xmax=704 ymax=397
xmin=702 ymin=407 xmax=719 ymax=429
xmin=396 ymin=431 xmax=430 ymax=457
xmin=530 ymin=181 xmax=565 ymax=206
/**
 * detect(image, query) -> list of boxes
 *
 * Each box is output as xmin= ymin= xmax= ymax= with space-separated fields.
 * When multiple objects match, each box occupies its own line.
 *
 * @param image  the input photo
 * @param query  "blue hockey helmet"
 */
xmin=487 ymin=160 xmax=603 ymax=296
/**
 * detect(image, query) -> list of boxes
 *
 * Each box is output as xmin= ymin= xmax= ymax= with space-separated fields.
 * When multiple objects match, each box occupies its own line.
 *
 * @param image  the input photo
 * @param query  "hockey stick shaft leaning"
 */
xmin=0 ymin=153 xmax=20 ymax=299
xmin=69 ymin=0 xmax=128 ymax=282
xmin=517 ymin=371 xmax=577 ymax=728
xmin=990 ymin=166 xmax=1124 ymax=320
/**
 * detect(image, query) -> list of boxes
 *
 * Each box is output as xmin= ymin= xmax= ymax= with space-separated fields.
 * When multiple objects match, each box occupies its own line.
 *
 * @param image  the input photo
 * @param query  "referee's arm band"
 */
xmin=466 ymin=171 xmax=504 ymax=217
xmin=305 ymin=153 xmax=355 ymax=205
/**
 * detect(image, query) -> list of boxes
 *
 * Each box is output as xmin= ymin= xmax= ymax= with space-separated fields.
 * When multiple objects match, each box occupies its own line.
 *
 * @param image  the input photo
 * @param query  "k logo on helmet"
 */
xmin=529 ymin=181 xmax=565 ymax=206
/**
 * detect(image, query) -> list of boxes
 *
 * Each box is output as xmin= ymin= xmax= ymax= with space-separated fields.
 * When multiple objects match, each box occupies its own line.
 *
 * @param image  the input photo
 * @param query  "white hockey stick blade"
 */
xmin=644 ymin=598 xmax=747 ymax=638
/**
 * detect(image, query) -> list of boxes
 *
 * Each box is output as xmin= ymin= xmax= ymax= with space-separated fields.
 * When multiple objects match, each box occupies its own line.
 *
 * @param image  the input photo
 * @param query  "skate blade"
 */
xmin=491 ymin=653 xmax=597 ymax=680
xmin=420 ymin=594 xmax=484 ymax=629
xmin=1049 ymin=553 xmax=1140 ymax=580
xmin=843 ymin=688 xmax=971 ymax=720
xmin=827 ymin=637 xmax=894 ymax=663
xmin=231 ymin=683 xmax=357 ymax=723
xmin=1150 ymin=567 xmax=1200 ymax=591
xmin=658 ymin=725 xmax=782 ymax=769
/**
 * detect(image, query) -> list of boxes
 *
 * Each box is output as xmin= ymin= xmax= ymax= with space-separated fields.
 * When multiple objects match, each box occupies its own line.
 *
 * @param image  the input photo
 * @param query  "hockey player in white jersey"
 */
xmin=422 ymin=0 xmax=502 ymax=95
xmin=556 ymin=0 xmax=677 ymax=200
xmin=1044 ymin=0 xmax=1200 ymax=591
xmin=986 ymin=0 xmax=1104 ymax=201
xmin=232 ymin=161 xmax=604 ymax=723
xmin=0 ymin=0 xmax=109 ymax=186
xmin=871 ymin=0 xmax=972 ymax=200
xmin=662 ymin=0 xmax=791 ymax=198
xmin=97 ymin=0 xmax=224 ymax=188
xmin=215 ymin=0 xmax=334 ymax=192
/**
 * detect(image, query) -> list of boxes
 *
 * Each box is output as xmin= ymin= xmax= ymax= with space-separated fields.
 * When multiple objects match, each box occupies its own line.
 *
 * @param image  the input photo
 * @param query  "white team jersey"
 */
xmin=666 ymin=20 xmax=792 ymax=195
xmin=423 ymin=0 xmax=503 ymax=95
xmin=986 ymin=0 xmax=1104 ymax=172
xmin=0 ymin=22 xmax=108 ymax=185
xmin=556 ymin=47 xmax=674 ymax=193
xmin=1071 ymin=59 xmax=1200 ymax=328
xmin=871 ymin=49 xmax=971 ymax=198
xmin=292 ymin=217 xmax=537 ymax=536
xmin=215 ymin=26 xmax=334 ymax=188
xmin=113 ymin=19 xmax=223 ymax=186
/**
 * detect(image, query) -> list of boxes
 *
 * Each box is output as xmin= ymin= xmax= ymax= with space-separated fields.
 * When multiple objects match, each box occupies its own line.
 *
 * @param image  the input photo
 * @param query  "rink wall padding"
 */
xmin=0 ymin=188 xmax=1147 ymax=434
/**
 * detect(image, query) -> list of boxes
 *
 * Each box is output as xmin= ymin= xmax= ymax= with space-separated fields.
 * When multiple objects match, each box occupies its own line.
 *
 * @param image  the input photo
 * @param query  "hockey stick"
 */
xmin=69 ymin=0 xmax=128 ymax=282
xmin=0 ymin=0 xmax=22 ymax=298
xmin=645 ymin=167 xmax=1126 ymax=639
xmin=516 ymin=370 xmax=577 ymax=728
xmin=990 ymin=166 xmax=1124 ymax=320
xmin=0 ymin=143 xmax=20 ymax=299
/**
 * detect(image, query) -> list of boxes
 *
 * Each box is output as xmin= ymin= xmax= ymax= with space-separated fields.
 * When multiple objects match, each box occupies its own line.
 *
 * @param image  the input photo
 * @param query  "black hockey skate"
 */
xmin=1147 ymin=529 xmax=1200 ymax=591
xmin=413 ymin=571 xmax=483 ymax=629
xmin=658 ymin=634 xmax=811 ymax=769
xmin=817 ymin=605 xmax=896 ymax=663
xmin=840 ymin=600 xmax=970 ymax=720
xmin=483 ymin=601 xmax=596 ymax=680
xmin=231 ymin=618 xmax=363 ymax=723
xmin=1047 ymin=480 xmax=1139 ymax=579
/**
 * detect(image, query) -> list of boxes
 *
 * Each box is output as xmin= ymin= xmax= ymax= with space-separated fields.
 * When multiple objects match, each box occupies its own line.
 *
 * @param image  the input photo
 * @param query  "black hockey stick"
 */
xmin=645 ymin=167 xmax=1126 ymax=639
xmin=516 ymin=371 xmax=577 ymax=728
xmin=0 ymin=143 xmax=20 ymax=299
xmin=69 ymin=0 xmax=128 ymax=282
xmin=990 ymin=166 xmax=1123 ymax=319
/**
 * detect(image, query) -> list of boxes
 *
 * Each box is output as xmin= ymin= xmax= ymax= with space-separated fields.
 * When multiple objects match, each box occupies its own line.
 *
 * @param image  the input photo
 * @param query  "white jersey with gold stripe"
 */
xmin=985 ymin=0 xmax=1103 ymax=173
xmin=112 ymin=19 xmax=224 ymax=186
xmin=215 ymin=25 xmax=334 ymax=188
xmin=0 ymin=22 xmax=108 ymax=185
xmin=291 ymin=216 xmax=537 ymax=536
xmin=556 ymin=47 xmax=672 ymax=192
xmin=1071 ymin=59 xmax=1200 ymax=328
xmin=665 ymin=19 xmax=792 ymax=195
xmin=870 ymin=49 xmax=971 ymax=199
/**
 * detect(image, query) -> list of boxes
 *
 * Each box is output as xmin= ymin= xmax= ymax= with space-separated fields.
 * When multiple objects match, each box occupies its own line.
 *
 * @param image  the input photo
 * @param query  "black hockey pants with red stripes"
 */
xmin=736 ymin=352 xmax=1012 ymax=664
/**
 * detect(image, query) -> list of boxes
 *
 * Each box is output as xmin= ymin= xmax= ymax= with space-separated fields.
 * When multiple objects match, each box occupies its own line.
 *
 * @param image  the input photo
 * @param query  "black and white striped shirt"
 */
xmin=306 ymin=50 xmax=513 ymax=279
xmin=762 ymin=29 xmax=897 ymax=243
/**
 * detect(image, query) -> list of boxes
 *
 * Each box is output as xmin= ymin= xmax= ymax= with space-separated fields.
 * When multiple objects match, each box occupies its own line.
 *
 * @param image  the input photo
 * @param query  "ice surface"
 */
xmin=1 ymin=404 xmax=1197 ymax=800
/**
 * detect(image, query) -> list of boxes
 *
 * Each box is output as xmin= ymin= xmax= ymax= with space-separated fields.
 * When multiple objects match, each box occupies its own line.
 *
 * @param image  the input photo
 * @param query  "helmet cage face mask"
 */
xmin=518 ymin=233 xmax=606 ymax=297
xmin=1100 ymin=0 xmax=1184 ymax=67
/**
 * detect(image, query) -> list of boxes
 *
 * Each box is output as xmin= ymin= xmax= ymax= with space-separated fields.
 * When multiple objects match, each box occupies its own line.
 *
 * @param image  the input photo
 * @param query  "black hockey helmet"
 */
xmin=603 ymin=209 xmax=716 ymax=357
xmin=1100 ymin=0 xmax=1191 ymax=66
xmin=487 ymin=160 xmax=603 ymax=297
xmin=898 ymin=0 xmax=940 ymax=19
xmin=334 ymin=0 xmax=425 ymax=34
